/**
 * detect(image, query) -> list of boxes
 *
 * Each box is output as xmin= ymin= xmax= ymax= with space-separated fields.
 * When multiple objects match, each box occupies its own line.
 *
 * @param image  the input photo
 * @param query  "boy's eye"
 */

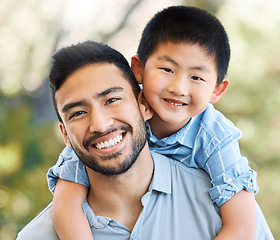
xmin=191 ymin=76 xmax=204 ymax=81
xmin=160 ymin=68 xmax=173 ymax=73
xmin=69 ymin=110 xmax=86 ymax=119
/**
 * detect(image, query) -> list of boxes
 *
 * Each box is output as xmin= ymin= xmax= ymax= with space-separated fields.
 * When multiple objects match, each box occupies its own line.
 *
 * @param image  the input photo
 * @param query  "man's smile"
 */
xmin=95 ymin=134 xmax=123 ymax=149
xmin=83 ymin=125 xmax=131 ymax=152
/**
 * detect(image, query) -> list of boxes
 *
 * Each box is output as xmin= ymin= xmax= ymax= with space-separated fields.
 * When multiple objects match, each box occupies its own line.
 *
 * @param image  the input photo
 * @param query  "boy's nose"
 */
xmin=89 ymin=109 xmax=114 ymax=133
xmin=167 ymin=75 xmax=188 ymax=96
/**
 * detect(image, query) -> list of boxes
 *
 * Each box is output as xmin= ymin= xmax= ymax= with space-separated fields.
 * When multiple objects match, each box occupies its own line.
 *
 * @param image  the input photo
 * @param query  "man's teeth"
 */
xmin=95 ymin=135 xmax=123 ymax=149
xmin=166 ymin=99 xmax=183 ymax=106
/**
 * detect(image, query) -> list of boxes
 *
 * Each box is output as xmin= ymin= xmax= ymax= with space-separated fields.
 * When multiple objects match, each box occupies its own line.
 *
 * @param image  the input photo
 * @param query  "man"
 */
xmin=17 ymin=41 xmax=274 ymax=240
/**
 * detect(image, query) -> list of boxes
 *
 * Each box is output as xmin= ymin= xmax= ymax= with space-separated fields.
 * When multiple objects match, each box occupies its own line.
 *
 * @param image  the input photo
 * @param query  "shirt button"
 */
xmin=227 ymin=177 xmax=233 ymax=183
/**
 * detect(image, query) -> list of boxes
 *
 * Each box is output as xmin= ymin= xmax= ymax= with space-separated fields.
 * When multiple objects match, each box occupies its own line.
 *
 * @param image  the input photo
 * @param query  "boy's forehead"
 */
xmin=150 ymin=41 xmax=212 ymax=60
xmin=152 ymin=41 xmax=216 ymax=65
xmin=145 ymin=41 xmax=218 ymax=78
xmin=153 ymin=41 xmax=210 ymax=55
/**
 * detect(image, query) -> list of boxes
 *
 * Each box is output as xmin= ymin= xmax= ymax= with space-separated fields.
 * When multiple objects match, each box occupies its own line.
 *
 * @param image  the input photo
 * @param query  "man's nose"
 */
xmin=167 ymin=75 xmax=188 ymax=96
xmin=89 ymin=109 xmax=114 ymax=133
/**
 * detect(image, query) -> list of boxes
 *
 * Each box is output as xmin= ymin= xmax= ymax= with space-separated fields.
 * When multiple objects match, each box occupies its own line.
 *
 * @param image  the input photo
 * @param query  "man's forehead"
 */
xmin=71 ymin=63 xmax=126 ymax=81
xmin=55 ymin=63 xmax=134 ymax=107
xmin=60 ymin=63 xmax=131 ymax=91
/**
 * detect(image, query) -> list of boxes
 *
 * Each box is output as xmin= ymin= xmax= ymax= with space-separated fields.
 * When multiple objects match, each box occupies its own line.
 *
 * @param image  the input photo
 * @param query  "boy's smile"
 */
xmin=164 ymin=98 xmax=188 ymax=108
xmin=137 ymin=41 xmax=228 ymax=139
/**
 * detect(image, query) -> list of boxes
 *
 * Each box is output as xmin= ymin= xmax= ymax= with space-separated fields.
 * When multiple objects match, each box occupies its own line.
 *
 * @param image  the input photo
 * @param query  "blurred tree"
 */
xmin=0 ymin=0 xmax=279 ymax=239
xmin=0 ymin=1 xmax=66 ymax=239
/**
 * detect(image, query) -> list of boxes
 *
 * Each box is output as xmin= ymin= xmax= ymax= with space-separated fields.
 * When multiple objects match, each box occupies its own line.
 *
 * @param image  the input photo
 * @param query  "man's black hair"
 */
xmin=49 ymin=40 xmax=140 ymax=122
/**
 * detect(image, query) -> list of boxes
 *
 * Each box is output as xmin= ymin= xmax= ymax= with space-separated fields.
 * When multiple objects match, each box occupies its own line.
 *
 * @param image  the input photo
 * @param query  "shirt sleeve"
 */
xmin=199 ymin=133 xmax=258 ymax=207
xmin=46 ymin=147 xmax=90 ymax=194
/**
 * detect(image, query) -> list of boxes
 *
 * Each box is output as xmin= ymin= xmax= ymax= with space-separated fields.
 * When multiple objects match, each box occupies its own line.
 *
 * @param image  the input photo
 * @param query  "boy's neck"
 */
xmin=148 ymin=114 xmax=190 ymax=139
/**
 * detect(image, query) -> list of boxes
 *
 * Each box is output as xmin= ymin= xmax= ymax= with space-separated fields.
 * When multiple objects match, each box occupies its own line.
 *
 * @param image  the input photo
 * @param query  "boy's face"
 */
xmin=133 ymin=42 xmax=228 ymax=138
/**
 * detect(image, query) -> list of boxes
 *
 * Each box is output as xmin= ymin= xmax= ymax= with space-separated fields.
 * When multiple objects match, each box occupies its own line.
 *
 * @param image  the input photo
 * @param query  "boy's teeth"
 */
xmin=95 ymin=134 xmax=123 ymax=149
xmin=166 ymin=99 xmax=183 ymax=106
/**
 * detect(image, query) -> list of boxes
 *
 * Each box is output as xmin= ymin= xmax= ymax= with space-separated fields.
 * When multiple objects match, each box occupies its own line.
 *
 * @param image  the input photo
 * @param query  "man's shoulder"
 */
xmin=152 ymin=151 xmax=211 ymax=182
xmin=16 ymin=202 xmax=58 ymax=240
xmin=170 ymin=157 xmax=211 ymax=181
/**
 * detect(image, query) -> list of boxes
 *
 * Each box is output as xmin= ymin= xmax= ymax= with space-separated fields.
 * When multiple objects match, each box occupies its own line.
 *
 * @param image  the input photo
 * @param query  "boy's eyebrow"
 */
xmin=190 ymin=65 xmax=211 ymax=73
xmin=61 ymin=87 xmax=124 ymax=113
xmin=158 ymin=55 xmax=211 ymax=73
xmin=157 ymin=55 xmax=179 ymax=66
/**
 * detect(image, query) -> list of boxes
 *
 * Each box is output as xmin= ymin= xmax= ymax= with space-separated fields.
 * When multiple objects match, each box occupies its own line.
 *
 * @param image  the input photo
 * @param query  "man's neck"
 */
xmin=86 ymin=145 xmax=154 ymax=231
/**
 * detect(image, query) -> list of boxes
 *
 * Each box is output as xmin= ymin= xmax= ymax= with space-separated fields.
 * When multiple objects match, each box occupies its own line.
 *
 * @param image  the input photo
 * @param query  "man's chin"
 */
xmin=86 ymin=160 xmax=133 ymax=176
xmin=72 ymin=146 xmax=133 ymax=176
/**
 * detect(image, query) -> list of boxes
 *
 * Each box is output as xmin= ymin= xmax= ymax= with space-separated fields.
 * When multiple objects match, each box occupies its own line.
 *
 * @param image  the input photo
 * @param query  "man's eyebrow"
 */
xmin=61 ymin=101 xmax=87 ymax=113
xmin=157 ymin=55 xmax=178 ymax=66
xmin=61 ymin=87 xmax=124 ymax=113
xmin=97 ymin=87 xmax=124 ymax=98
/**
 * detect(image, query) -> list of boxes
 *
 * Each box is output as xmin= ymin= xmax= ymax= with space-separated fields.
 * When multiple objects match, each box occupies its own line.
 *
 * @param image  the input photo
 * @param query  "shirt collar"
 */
xmin=83 ymin=151 xmax=172 ymax=228
xmin=83 ymin=200 xmax=111 ymax=228
xmin=149 ymin=151 xmax=171 ymax=194
xmin=146 ymin=111 xmax=203 ymax=149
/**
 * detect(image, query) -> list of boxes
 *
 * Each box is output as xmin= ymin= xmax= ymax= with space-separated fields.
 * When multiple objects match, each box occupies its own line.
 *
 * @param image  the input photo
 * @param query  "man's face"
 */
xmin=55 ymin=63 xmax=148 ymax=175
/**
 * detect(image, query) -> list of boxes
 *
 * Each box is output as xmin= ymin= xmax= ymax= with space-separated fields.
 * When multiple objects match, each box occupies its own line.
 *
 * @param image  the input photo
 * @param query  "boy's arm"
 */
xmin=52 ymin=178 xmax=93 ymax=240
xmin=214 ymin=190 xmax=255 ymax=240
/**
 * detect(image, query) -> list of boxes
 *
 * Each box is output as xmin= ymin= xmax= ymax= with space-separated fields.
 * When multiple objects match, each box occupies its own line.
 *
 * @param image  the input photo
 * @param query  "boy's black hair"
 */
xmin=137 ymin=6 xmax=230 ymax=84
xmin=49 ymin=40 xmax=140 ymax=122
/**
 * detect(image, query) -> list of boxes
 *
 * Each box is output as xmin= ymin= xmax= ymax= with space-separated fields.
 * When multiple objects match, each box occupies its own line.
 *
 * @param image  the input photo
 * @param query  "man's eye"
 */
xmin=69 ymin=111 xmax=85 ymax=119
xmin=160 ymin=68 xmax=173 ymax=73
xmin=105 ymin=98 xmax=119 ymax=104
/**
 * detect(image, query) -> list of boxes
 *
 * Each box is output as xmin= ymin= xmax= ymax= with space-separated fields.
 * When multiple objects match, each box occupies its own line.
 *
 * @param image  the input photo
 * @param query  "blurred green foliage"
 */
xmin=0 ymin=92 xmax=64 ymax=239
xmin=0 ymin=0 xmax=279 ymax=239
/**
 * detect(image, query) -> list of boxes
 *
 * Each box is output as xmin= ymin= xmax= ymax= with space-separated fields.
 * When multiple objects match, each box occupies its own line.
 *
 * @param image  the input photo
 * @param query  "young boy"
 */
xmin=48 ymin=6 xmax=258 ymax=239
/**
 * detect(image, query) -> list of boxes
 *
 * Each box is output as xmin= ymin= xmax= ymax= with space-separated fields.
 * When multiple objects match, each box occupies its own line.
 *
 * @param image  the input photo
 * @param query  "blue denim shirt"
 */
xmin=47 ymin=103 xmax=258 ymax=206
xmin=146 ymin=103 xmax=258 ymax=206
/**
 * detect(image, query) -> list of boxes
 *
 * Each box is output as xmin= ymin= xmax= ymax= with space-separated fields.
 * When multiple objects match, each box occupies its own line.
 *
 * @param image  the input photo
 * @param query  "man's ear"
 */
xmin=138 ymin=90 xmax=153 ymax=121
xmin=210 ymin=79 xmax=230 ymax=104
xmin=131 ymin=55 xmax=144 ymax=84
xmin=58 ymin=122 xmax=72 ymax=148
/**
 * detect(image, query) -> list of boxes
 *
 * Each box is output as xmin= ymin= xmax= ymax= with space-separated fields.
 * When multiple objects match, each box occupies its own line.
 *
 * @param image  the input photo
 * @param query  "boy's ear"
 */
xmin=138 ymin=90 xmax=153 ymax=121
xmin=58 ymin=122 xmax=72 ymax=148
xmin=131 ymin=55 xmax=144 ymax=84
xmin=210 ymin=79 xmax=230 ymax=104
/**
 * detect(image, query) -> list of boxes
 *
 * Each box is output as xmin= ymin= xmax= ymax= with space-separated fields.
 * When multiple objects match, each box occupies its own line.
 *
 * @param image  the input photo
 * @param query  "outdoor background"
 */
xmin=0 ymin=0 xmax=279 ymax=239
